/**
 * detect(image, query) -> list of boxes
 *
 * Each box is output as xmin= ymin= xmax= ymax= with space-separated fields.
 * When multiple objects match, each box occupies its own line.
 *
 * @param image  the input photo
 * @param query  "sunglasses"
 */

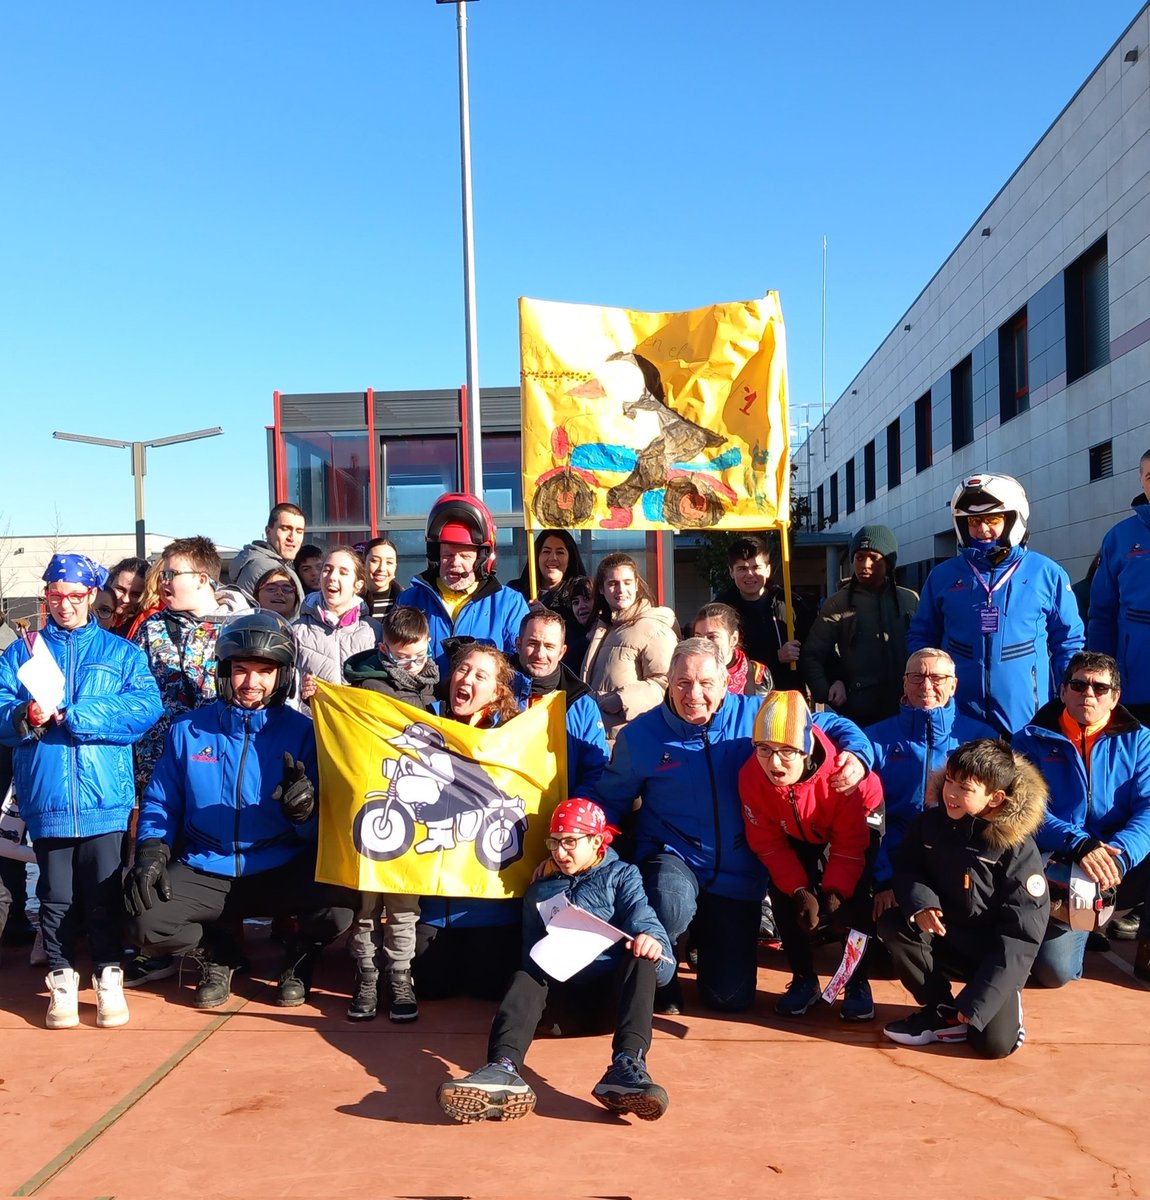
xmin=160 ymin=568 xmax=202 ymax=584
xmin=1066 ymin=679 xmax=1115 ymax=696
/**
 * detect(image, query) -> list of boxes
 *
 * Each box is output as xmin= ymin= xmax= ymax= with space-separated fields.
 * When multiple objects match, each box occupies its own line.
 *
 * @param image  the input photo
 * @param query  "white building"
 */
xmin=804 ymin=5 xmax=1150 ymax=590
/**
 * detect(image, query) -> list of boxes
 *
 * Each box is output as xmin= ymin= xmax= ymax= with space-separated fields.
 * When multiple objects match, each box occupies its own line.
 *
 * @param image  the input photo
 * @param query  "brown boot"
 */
xmin=1134 ymin=940 xmax=1150 ymax=982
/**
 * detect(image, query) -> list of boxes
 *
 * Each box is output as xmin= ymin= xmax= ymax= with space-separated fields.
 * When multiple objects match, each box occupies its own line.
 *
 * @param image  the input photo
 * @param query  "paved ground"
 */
xmin=1 ymin=932 xmax=1147 ymax=1200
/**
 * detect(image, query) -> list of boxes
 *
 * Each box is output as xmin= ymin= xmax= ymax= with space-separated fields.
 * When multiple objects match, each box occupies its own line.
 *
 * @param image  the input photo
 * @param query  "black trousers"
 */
xmin=487 ymin=954 xmax=658 ymax=1071
xmin=767 ymin=834 xmax=877 ymax=977
xmin=36 ymin=832 xmax=125 ymax=971
xmin=877 ymin=908 xmax=1023 ymax=1059
xmin=128 ymin=857 xmax=354 ymax=962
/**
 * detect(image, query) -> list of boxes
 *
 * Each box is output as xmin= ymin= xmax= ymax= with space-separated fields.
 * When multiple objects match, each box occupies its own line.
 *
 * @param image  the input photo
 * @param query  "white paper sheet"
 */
xmin=530 ymin=897 xmax=629 ymax=981
xmin=821 ymin=929 xmax=869 ymax=1003
xmin=16 ymin=636 xmax=65 ymax=713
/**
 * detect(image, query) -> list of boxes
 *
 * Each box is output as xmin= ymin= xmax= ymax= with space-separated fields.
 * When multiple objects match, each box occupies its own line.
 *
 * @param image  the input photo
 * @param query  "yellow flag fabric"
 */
xmin=313 ymin=682 xmax=568 ymax=897
xmin=520 ymin=294 xmax=789 ymax=532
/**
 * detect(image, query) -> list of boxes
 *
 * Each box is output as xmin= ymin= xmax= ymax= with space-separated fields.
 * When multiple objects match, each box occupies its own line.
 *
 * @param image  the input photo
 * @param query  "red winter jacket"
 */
xmin=739 ymin=723 xmax=883 ymax=898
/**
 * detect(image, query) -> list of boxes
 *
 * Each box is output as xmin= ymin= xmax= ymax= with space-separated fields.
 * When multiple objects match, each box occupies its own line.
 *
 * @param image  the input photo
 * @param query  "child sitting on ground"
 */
xmin=739 ymin=690 xmax=884 ymax=1021
xmin=437 ymin=798 xmax=673 ymax=1123
xmin=341 ymin=605 xmax=440 ymax=1023
xmin=878 ymin=738 xmax=1049 ymax=1058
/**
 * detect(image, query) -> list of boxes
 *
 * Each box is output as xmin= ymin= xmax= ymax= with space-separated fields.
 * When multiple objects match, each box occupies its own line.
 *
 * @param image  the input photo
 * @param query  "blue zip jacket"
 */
xmin=396 ymin=570 xmax=530 ymax=676
xmin=1012 ymin=700 xmax=1150 ymax=873
xmin=594 ymin=692 xmax=874 ymax=902
xmin=0 ymin=620 xmax=162 ymax=840
xmin=1088 ymin=504 xmax=1150 ymax=705
xmin=866 ymin=700 xmax=998 ymax=886
xmin=524 ymin=845 xmax=674 ymax=986
xmin=908 ymin=544 xmax=1083 ymax=735
xmin=137 ymin=700 xmax=320 ymax=877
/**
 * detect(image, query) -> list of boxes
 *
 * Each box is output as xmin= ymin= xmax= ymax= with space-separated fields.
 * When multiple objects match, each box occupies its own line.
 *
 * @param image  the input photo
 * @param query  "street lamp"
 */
xmin=52 ymin=427 xmax=224 ymax=558
xmin=436 ymin=0 xmax=483 ymax=497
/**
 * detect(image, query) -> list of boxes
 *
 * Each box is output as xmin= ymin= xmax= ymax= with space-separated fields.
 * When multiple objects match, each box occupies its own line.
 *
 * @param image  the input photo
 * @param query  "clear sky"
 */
xmin=0 ymin=1 xmax=1140 ymax=550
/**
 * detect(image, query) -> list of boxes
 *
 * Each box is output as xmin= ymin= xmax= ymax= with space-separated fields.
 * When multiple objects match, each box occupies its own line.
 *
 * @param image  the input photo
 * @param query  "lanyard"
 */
xmin=966 ymin=558 xmax=1021 ymax=605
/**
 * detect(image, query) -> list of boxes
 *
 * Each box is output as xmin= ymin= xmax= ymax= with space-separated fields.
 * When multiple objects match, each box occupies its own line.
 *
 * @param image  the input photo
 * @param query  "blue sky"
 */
xmin=0 ymin=1 xmax=1140 ymax=549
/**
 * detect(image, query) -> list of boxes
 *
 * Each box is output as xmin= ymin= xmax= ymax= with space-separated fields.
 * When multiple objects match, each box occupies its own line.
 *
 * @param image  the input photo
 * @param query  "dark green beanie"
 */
xmin=849 ymin=524 xmax=898 ymax=565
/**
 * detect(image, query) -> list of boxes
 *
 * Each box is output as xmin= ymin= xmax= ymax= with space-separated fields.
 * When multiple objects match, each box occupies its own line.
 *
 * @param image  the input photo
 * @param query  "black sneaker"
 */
xmin=437 ymin=1063 xmax=537 ymax=1123
xmin=124 ymin=953 xmax=177 ymax=989
xmin=347 ymin=966 xmax=379 ymax=1022
xmin=592 ymin=1054 xmax=669 ymax=1121
xmin=190 ymin=954 xmax=234 ymax=1009
xmin=388 ymin=969 xmax=419 ymax=1023
xmin=883 ymin=1004 xmax=968 ymax=1047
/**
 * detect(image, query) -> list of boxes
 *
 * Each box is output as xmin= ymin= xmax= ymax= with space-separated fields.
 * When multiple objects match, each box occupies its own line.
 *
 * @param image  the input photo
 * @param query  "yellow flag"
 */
xmin=313 ymin=683 xmax=567 ymax=897
xmin=520 ymin=294 xmax=789 ymax=532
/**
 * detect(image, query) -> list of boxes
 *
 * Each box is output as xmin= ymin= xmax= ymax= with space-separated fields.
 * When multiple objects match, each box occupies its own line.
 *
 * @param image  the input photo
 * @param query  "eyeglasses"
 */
xmin=545 ymin=835 xmax=589 ymax=852
xmin=45 ymin=591 xmax=91 ymax=607
xmin=754 ymin=744 xmax=804 ymax=764
xmin=259 ymin=584 xmax=297 ymax=597
xmin=905 ymin=672 xmax=956 ymax=686
xmin=384 ymin=646 xmax=429 ymax=670
xmin=160 ymin=569 xmax=202 ymax=584
xmin=94 ymin=605 xmax=115 ymax=619
xmin=1066 ymin=679 xmax=1115 ymax=696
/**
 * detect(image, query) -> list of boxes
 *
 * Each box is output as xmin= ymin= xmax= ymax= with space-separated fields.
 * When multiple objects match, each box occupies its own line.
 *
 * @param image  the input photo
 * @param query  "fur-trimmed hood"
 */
xmin=924 ymin=751 xmax=1047 ymax=850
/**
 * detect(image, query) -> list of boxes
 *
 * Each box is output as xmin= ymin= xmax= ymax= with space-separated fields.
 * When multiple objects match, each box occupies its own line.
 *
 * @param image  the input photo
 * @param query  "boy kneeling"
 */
xmin=437 ymin=799 xmax=673 ymax=1123
xmin=879 ymin=739 xmax=1049 ymax=1058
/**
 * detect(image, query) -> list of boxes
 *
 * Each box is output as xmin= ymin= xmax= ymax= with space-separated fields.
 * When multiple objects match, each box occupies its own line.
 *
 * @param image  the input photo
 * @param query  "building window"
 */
xmin=481 ymin=432 xmax=523 ymax=515
xmin=829 ymin=471 xmax=839 ymax=524
xmin=285 ymin=431 xmax=370 ymax=532
xmin=845 ymin=458 xmax=856 ymax=515
xmin=951 ymin=356 xmax=974 ymax=450
xmin=383 ymin=435 xmax=458 ymax=516
xmin=863 ymin=439 xmax=876 ymax=503
xmin=1066 ymin=236 xmax=1110 ymax=383
xmin=999 ymin=309 xmax=1029 ymax=423
xmin=817 ymin=484 xmax=825 ymax=529
xmin=886 ymin=420 xmax=901 ymax=490
xmin=1089 ymin=440 xmax=1113 ymax=482
xmin=915 ymin=392 xmax=932 ymax=473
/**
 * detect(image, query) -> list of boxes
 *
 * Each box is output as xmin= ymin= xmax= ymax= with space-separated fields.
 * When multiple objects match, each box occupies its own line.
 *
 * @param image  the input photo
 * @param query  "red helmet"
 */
xmin=426 ymin=492 xmax=498 ymax=578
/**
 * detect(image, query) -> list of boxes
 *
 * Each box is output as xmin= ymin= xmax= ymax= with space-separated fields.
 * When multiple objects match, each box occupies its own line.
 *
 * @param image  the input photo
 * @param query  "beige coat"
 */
xmin=581 ymin=603 xmax=679 ymax=744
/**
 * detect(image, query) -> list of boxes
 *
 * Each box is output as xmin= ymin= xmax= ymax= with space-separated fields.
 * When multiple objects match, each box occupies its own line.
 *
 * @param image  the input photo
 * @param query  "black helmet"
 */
xmin=425 ymin=492 xmax=498 ymax=578
xmin=216 ymin=611 xmax=297 ymax=707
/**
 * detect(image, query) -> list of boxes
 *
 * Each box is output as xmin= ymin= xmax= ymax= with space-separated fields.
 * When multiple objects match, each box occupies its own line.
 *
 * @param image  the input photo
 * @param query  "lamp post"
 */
xmin=436 ymin=0 xmax=483 ymax=497
xmin=52 ymin=427 xmax=224 ymax=558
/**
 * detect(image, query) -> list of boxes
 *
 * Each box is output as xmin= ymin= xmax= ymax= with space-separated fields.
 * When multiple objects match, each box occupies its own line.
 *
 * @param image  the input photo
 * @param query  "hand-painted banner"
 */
xmin=313 ymin=682 xmax=567 ymax=897
xmin=520 ymin=294 xmax=789 ymax=532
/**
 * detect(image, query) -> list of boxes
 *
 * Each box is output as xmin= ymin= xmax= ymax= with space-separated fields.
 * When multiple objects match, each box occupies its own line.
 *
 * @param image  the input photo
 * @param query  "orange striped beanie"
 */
xmin=753 ymin=691 xmax=813 ymax=754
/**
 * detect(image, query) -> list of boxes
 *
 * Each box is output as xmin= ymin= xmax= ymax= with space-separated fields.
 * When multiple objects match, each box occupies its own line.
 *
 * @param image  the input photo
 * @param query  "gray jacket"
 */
xmin=230 ymin=540 xmax=305 ymax=607
xmin=291 ymin=597 xmax=381 ymax=708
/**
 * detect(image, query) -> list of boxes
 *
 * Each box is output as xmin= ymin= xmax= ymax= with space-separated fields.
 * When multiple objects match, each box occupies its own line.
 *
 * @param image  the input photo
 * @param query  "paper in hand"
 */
xmin=16 ymin=636 xmax=66 ymax=714
xmin=530 ymin=897 xmax=629 ymax=982
xmin=821 ymin=929 xmax=869 ymax=1003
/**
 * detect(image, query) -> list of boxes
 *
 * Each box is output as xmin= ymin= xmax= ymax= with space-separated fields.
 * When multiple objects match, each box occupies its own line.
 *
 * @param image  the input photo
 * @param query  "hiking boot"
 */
xmin=278 ymin=945 xmax=322 ymax=1007
xmin=93 ymin=965 xmax=130 ymax=1028
xmin=591 ymin=1054 xmax=669 ymax=1121
xmin=883 ymin=1003 xmax=968 ymax=1047
xmin=840 ymin=975 xmax=875 ymax=1022
xmin=775 ymin=973 xmax=821 ymax=1017
xmin=654 ymin=977 xmax=683 ymax=1016
xmin=388 ymin=968 xmax=419 ymax=1023
xmin=123 ymin=953 xmax=177 ymax=988
xmin=45 ymin=968 xmax=80 ymax=1029
xmin=190 ymin=952 xmax=234 ymax=1009
xmin=1110 ymin=909 xmax=1143 ymax=941
xmin=347 ymin=965 xmax=379 ymax=1022
xmin=437 ymin=1062 xmax=537 ymax=1123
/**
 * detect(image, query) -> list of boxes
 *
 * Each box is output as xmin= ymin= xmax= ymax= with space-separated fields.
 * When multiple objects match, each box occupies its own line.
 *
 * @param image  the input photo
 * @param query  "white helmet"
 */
xmin=951 ymin=473 xmax=1030 ymax=548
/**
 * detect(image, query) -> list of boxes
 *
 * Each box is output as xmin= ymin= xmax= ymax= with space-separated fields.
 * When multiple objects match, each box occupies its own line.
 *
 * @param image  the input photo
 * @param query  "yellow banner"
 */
xmin=313 ymin=683 xmax=567 ymax=897
xmin=520 ymin=294 xmax=789 ymax=532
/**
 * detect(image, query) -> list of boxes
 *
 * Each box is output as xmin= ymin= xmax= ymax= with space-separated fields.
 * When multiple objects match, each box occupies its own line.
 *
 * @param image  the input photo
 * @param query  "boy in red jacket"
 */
xmin=740 ymin=691 xmax=884 ymax=1020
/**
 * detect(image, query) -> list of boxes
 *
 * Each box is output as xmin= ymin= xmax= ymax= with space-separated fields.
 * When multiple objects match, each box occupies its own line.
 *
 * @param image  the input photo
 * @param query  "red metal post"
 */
xmin=366 ymin=387 xmax=378 ymax=537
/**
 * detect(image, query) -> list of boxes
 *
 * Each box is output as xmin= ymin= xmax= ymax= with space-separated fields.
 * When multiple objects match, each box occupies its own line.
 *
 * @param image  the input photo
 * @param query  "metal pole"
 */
xmin=455 ymin=1 xmax=483 ymax=496
xmin=131 ymin=442 xmax=147 ymax=559
xmin=821 ymin=235 xmax=828 ymax=462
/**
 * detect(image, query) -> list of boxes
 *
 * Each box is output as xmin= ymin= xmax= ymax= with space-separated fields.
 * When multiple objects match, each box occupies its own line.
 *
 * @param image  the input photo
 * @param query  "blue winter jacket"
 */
xmin=524 ymin=845 xmax=674 ymax=986
xmin=137 ymin=700 xmax=320 ymax=877
xmin=1013 ymin=700 xmax=1150 ymax=873
xmin=0 ymin=620 xmax=162 ymax=840
xmin=908 ymin=545 xmax=1084 ymax=735
xmin=396 ymin=570 xmax=530 ymax=676
xmin=594 ymin=692 xmax=874 ymax=902
xmin=1088 ymin=504 xmax=1150 ymax=706
xmin=866 ymin=700 xmax=999 ymax=886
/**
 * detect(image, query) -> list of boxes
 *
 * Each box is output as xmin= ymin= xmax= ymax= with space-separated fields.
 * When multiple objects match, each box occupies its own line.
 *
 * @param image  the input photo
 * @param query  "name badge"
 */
xmin=979 ymin=606 xmax=1000 ymax=634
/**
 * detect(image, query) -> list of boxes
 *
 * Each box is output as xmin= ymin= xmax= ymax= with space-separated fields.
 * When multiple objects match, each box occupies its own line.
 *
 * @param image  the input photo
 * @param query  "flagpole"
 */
xmin=821 ymin=235 xmax=828 ymax=463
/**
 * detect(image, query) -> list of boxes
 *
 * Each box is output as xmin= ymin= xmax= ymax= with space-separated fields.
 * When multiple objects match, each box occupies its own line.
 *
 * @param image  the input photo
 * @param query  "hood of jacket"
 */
xmin=925 ymin=753 xmax=1047 ymax=850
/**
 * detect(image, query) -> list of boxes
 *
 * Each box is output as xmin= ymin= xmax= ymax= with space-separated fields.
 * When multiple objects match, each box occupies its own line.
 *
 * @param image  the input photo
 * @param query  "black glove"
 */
xmin=792 ymin=887 xmax=820 ymax=934
xmin=272 ymin=751 xmax=315 ymax=824
xmin=125 ymin=839 xmax=172 ymax=917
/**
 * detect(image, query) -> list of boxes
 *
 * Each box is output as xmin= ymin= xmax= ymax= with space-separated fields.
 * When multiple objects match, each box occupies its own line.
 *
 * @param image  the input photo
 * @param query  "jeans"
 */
xmin=640 ymin=852 xmax=760 ymax=1012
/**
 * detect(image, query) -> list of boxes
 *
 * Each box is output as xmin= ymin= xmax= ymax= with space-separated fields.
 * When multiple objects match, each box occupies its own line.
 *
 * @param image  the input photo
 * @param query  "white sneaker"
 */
xmin=29 ymin=927 xmax=47 ymax=967
xmin=45 ymin=968 xmax=81 ymax=1029
xmin=93 ymin=965 xmax=130 ymax=1028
